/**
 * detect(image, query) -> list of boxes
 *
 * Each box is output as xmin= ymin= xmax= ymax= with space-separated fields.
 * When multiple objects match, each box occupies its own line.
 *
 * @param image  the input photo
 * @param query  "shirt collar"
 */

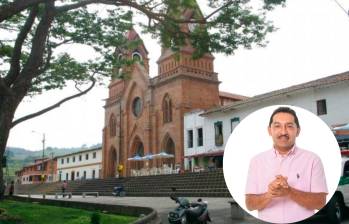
xmin=273 ymin=145 xmax=297 ymax=158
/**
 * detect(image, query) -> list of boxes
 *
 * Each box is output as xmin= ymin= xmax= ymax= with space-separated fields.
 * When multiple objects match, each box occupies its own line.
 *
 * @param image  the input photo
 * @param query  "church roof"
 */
xmin=125 ymin=28 xmax=149 ymax=55
xmin=203 ymin=70 xmax=349 ymax=116
xmin=219 ymin=91 xmax=249 ymax=100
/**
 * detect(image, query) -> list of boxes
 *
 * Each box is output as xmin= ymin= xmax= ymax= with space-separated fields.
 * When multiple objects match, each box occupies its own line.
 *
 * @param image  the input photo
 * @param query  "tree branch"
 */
xmin=11 ymin=78 xmax=96 ymax=128
xmin=56 ymin=0 xmax=120 ymax=13
xmin=204 ymin=0 xmax=235 ymax=21
xmin=13 ymin=1 xmax=56 ymax=96
xmin=0 ymin=0 xmax=45 ymax=23
xmin=39 ymin=36 xmax=54 ymax=75
xmin=0 ymin=77 xmax=14 ymax=96
xmin=5 ymin=6 xmax=38 ymax=87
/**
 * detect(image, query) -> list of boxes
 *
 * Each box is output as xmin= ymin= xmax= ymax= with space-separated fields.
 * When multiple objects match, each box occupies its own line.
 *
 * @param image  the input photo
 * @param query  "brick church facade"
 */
xmin=101 ymin=6 xmax=242 ymax=177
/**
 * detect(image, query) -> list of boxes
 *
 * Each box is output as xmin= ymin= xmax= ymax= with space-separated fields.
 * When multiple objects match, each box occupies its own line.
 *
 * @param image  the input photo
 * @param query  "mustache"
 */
xmin=277 ymin=134 xmax=289 ymax=139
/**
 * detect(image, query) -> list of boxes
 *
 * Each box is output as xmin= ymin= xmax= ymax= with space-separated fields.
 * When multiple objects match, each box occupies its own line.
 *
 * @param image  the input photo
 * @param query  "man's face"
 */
xmin=268 ymin=112 xmax=300 ymax=153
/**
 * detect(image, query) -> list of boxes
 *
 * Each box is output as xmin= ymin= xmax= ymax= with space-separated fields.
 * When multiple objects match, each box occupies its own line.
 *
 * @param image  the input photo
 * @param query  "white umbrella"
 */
xmin=142 ymin=153 xmax=154 ymax=160
xmin=127 ymin=154 xmax=143 ymax=161
xmin=153 ymin=151 xmax=174 ymax=158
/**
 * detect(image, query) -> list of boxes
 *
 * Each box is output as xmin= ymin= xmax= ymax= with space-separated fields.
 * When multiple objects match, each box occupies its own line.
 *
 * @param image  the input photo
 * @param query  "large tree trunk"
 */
xmin=0 ymin=1 xmax=55 ymax=200
xmin=0 ymin=95 xmax=20 ymax=200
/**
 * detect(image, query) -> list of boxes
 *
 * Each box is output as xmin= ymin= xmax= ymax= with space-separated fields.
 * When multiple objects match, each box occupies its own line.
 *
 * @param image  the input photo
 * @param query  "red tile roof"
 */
xmin=203 ymin=71 xmax=349 ymax=116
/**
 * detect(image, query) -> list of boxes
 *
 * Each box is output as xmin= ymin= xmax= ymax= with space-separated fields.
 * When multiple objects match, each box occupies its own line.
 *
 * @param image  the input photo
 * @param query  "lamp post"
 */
xmin=32 ymin=131 xmax=45 ymax=182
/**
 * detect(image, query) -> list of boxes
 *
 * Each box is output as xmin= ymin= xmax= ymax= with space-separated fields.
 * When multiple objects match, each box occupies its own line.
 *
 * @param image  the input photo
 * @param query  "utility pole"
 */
xmin=32 ymin=131 xmax=46 ymax=183
xmin=50 ymin=152 xmax=54 ymax=182
xmin=41 ymin=133 xmax=45 ymax=183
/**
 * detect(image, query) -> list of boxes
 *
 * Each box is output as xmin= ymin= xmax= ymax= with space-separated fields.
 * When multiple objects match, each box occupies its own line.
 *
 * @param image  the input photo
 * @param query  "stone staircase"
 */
xmin=15 ymin=181 xmax=61 ymax=195
xmin=15 ymin=169 xmax=231 ymax=197
xmin=124 ymin=169 xmax=230 ymax=197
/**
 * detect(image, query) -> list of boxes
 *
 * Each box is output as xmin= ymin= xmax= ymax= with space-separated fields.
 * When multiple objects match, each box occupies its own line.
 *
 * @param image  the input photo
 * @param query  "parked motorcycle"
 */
xmin=112 ymin=185 xmax=126 ymax=197
xmin=168 ymin=195 xmax=211 ymax=224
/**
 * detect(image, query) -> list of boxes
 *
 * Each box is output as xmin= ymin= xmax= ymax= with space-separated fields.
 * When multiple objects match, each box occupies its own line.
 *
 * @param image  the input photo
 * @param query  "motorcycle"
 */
xmin=168 ymin=195 xmax=211 ymax=224
xmin=112 ymin=185 xmax=126 ymax=197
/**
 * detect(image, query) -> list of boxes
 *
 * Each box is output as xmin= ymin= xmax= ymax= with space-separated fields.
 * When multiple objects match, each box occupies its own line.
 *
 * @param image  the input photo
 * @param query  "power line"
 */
xmin=332 ymin=0 xmax=349 ymax=19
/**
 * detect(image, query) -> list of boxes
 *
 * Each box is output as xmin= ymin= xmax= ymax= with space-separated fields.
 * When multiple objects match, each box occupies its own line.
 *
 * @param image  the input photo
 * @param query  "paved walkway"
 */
xmin=22 ymin=195 xmax=349 ymax=224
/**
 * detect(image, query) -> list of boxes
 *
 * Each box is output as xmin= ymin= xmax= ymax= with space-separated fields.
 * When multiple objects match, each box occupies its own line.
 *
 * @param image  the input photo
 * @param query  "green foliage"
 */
xmin=0 ymin=0 xmax=285 ymax=97
xmin=90 ymin=212 xmax=101 ymax=224
xmin=207 ymin=3 xmax=274 ymax=54
xmin=0 ymin=208 xmax=23 ymax=224
xmin=264 ymin=0 xmax=287 ymax=10
xmin=27 ymin=8 xmax=133 ymax=95
xmin=0 ymin=200 xmax=137 ymax=224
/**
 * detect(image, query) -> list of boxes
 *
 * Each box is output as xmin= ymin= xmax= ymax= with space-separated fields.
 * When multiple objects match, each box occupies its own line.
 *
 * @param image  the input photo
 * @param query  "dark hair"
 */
xmin=269 ymin=107 xmax=300 ymax=128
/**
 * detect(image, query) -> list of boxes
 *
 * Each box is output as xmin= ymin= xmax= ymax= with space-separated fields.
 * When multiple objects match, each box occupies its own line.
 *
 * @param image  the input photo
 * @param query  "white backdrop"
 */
xmin=223 ymin=105 xmax=342 ymax=219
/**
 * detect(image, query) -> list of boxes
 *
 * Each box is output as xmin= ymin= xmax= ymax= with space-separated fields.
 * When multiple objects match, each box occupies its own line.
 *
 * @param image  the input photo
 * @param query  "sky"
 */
xmin=6 ymin=0 xmax=349 ymax=151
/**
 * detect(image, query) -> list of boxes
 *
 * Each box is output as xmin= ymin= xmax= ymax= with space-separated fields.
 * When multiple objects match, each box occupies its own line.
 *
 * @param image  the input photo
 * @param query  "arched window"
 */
xmin=162 ymin=94 xmax=172 ymax=123
xmin=109 ymin=114 xmax=116 ymax=137
xmin=117 ymin=53 xmax=123 ymax=61
xmin=132 ymin=97 xmax=142 ymax=117
xmin=132 ymin=51 xmax=142 ymax=62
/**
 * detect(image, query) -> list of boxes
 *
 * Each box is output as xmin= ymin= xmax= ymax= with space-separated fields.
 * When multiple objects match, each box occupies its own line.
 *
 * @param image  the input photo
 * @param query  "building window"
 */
xmin=79 ymin=155 xmax=82 ymax=161
xmin=132 ymin=51 xmax=142 ymax=62
xmin=67 ymin=157 xmax=69 ymax=163
xmin=76 ymin=172 xmax=80 ymax=178
xmin=230 ymin=117 xmax=240 ymax=133
xmin=135 ymin=141 xmax=144 ymax=157
xmin=197 ymin=128 xmax=203 ymax=147
xmin=109 ymin=114 xmax=116 ymax=137
xmin=317 ymin=99 xmax=327 ymax=115
xmin=61 ymin=159 xmax=64 ymax=164
xmin=214 ymin=121 xmax=223 ymax=146
xmin=132 ymin=97 xmax=142 ymax=117
xmin=83 ymin=171 xmax=86 ymax=179
xmin=72 ymin=156 xmax=75 ymax=163
xmin=92 ymin=170 xmax=96 ymax=179
xmin=187 ymin=130 xmax=193 ymax=148
xmin=65 ymin=173 xmax=68 ymax=181
xmin=93 ymin=152 xmax=96 ymax=159
xmin=162 ymin=94 xmax=173 ymax=123
xmin=85 ymin=154 xmax=89 ymax=160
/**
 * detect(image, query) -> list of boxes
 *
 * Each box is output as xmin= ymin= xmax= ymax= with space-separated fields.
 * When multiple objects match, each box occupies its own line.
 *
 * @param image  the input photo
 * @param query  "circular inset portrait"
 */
xmin=223 ymin=105 xmax=342 ymax=224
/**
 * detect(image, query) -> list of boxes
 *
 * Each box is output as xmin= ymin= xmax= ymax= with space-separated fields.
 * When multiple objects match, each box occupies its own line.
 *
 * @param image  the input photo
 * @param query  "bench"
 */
xmin=82 ymin=192 xmax=99 ymax=198
xmin=55 ymin=192 xmax=72 ymax=199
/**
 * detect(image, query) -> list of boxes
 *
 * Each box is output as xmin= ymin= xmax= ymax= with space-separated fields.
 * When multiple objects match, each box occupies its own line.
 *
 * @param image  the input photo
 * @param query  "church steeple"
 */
xmin=114 ymin=27 xmax=150 ymax=77
xmin=108 ymin=28 xmax=149 ymax=102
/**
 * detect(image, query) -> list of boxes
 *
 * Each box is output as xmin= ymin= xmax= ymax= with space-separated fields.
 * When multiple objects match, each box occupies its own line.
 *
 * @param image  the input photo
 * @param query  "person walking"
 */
xmin=61 ymin=180 xmax=67 ymax=197
xmin=9 ymin=181 xmax=14 ymax=196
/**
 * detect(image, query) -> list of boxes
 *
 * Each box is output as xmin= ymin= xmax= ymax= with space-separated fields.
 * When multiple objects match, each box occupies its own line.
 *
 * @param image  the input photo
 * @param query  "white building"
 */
xmin=183 ymin=71 xmax=349 ymax=170
xmin=56 ymin=147 xmax=102 ymax=181
xmin=184 ymin=110 xmax=206 ymax=171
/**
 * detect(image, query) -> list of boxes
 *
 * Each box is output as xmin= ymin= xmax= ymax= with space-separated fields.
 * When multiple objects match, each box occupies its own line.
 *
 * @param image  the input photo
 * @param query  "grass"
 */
xmin=0 ymin=200 xmax=138 ymax=224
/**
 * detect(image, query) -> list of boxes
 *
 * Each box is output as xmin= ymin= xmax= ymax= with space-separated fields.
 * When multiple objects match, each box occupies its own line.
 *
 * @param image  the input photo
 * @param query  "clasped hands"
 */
xmin=267 ymin=175 xmax=291 ymax=198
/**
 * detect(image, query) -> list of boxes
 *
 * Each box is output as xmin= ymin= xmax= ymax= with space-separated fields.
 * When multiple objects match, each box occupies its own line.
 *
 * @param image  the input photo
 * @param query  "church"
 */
xmin=101 ymin=5 xmax=244 ymax=177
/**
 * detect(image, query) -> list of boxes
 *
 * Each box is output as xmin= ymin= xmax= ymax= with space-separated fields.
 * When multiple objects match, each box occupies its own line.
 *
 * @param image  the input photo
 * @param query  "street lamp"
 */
xmin=32 ymin=131 xmax=45 ymax=182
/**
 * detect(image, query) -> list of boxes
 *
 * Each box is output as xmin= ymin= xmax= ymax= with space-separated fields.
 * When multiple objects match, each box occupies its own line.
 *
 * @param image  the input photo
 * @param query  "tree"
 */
xmin=0 ymin=0 xmax=285 ymax=199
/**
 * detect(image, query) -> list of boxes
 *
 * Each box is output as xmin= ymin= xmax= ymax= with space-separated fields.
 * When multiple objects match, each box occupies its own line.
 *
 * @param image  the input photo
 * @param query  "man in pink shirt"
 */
xmin=245 ymin=107 xmax=328 ymax=223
